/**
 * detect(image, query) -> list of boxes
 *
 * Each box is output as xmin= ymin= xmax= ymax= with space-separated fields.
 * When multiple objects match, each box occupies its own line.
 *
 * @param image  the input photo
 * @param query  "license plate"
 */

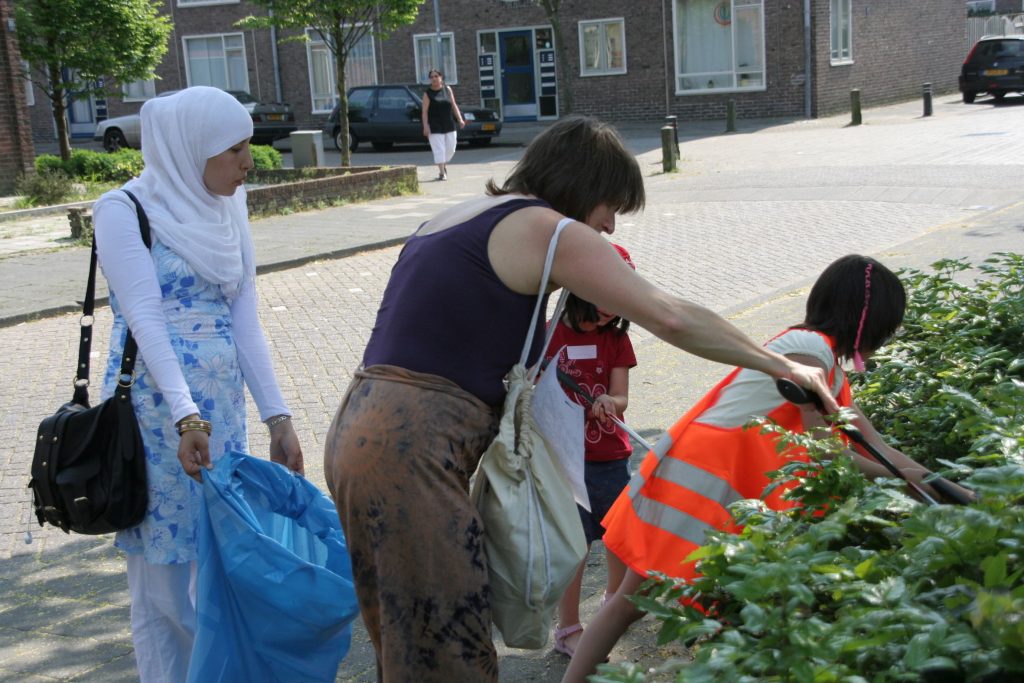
xmin=482 ymin=123 xmax=496 ymax=131
xmin=267 ymin=114 xmax=285 ymax=121
xmin=983 ymin=69 xmax=1008 ymax=76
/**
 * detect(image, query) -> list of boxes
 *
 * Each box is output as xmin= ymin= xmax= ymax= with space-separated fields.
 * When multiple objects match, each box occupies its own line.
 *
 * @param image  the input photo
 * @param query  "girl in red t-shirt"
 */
xmin=546 ymin=243 xmax=638 ymax=658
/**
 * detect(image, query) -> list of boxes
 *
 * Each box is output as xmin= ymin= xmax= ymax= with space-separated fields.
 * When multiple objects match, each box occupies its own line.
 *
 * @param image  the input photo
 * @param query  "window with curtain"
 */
xmin=184 ymin=34 xmax=248 ymax=92
xmin=414 ymin=33 xmax=457 ymax=83
xmin=306 ymin=28 xmax=378 ymax=114
xmin=830 ymin=0 xmax=853 ymax=63
xmin=674 ymin=0 xmax=764 ymax=93
xmin=579 ymin=18 xmax=627 ymax=76
xmin=123 ymin=79 xmax=156 ymax=102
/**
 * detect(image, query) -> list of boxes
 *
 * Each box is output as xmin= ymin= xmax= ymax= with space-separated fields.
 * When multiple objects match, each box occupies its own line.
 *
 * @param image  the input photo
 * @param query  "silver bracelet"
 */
xmin=265 ymin=414 xmax=292 ymax=429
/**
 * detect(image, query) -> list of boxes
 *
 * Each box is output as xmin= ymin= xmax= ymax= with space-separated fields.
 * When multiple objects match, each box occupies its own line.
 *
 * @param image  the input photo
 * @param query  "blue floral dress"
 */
xmin=102 ymin=241 xmax=248 ymax=564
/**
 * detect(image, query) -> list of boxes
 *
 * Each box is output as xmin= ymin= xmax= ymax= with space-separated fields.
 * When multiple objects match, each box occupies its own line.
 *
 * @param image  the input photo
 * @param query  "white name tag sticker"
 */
xmin=566 ymin=345 xmax=597 ymax=360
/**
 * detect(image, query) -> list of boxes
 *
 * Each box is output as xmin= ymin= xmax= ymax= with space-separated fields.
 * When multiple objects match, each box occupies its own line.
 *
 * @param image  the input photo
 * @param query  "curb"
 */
xmin=0 ymin=236 xmax=409 ymax=329
xmin=0 ymin=199 xmax=95 ymax=223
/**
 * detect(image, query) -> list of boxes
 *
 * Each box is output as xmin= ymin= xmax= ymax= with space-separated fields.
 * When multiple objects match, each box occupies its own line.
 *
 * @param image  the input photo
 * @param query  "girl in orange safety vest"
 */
xmin=562 ymin=254 xmax=975 ymax=682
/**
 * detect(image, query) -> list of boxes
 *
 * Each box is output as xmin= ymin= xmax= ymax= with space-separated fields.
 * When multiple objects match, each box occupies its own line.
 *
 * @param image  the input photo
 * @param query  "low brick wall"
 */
xmin=246 ymin=165 xmax=418 ymax=216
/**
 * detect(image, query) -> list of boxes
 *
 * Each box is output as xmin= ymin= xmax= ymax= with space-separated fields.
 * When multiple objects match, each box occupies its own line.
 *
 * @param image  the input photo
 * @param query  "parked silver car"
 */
xmin=93 ymin=90 xmax=297 ymax=151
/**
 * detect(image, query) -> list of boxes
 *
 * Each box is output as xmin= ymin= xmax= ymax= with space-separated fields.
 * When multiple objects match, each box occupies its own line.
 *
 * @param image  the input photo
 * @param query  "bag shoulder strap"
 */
xmin=518 ymin=217 xmax=574 ymax=370
xmin=72 ymin=190 xmax=152 ymax=406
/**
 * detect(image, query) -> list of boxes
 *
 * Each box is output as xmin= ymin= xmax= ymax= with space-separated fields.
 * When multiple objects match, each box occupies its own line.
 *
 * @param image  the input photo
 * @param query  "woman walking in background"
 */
xmin=92 ymin=86 xmax=304 ymax=682
xmin=421 ymin=69 xmax=465 ymax=181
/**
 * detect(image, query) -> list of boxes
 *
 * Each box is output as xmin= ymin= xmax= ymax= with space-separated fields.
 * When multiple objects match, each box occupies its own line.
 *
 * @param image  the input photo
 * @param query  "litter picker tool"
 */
xmin=775 ymin=379 xmax=973 ymax=506
xmin=544 ymin=361 xmax=656 ymax=453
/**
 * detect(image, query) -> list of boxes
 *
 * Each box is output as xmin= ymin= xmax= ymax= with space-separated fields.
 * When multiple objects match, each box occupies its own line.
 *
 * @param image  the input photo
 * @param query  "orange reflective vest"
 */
xmin=601 ymin=333 xmax=852 ymax=582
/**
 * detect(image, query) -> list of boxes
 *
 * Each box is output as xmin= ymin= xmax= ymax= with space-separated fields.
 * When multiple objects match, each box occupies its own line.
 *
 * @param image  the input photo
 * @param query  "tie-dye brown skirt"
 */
xmin=324 ymin=364 xmax=501 ymax=683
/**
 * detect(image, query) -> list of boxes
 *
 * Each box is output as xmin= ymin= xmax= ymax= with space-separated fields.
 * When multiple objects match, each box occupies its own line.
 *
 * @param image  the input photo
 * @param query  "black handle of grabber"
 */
xmin=775 ymin=378 xmax=965 ymax=507
xmin=928 ymin=475 xmax=976 ymax=506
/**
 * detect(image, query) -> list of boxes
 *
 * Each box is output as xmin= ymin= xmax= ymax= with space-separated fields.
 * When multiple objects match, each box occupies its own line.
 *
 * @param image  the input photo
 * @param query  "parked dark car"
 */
xmin=93 ymin=89 xmax=297 ymax=151
xmin=322 ymin=84 xmax=502 ymax=152
xmin=227 ymin=91 xmax=298 ymax=144
xmin=960 ymin=35 xmax=1024 ymax=103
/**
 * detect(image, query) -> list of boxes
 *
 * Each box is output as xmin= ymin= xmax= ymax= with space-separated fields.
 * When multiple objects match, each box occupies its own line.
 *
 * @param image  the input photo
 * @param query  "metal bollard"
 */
xmin=726 ymin=100 xmax=737 ymax=133
xmin=850 ymin=89 xmax=862 ymax=126
xmin=664 ymin=115 xmax=679 ymax=155
xmin=922 ymin=82 xmax=933 ymax=117
xmin=661 ymin=125 xmax=676 ymax=172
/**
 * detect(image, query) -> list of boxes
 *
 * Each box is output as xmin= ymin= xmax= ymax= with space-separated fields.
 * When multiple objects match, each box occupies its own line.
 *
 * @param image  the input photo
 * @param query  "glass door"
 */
xmin=499 ymin=30 xmax=537 ymax=120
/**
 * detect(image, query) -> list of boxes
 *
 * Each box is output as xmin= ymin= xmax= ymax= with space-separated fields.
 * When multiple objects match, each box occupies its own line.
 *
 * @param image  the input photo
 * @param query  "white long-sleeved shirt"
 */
xmin=93 ymin=194 xmax=289 ymax=424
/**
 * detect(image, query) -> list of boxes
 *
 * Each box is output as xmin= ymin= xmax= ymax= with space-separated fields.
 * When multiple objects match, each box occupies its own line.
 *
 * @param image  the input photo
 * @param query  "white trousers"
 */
xmin=127 ymin=554 xmax=197 ymax=683
xmin=428 ymin=131 xmax=458 ymax=165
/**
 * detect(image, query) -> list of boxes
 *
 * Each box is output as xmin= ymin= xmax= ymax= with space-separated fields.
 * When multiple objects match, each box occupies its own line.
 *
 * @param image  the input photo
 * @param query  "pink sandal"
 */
xmin=553 ymin=623 xmax=583 ymax=657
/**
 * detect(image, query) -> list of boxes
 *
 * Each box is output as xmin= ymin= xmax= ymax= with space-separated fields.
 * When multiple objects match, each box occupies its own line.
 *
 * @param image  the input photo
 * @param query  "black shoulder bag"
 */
xmin=29 ymin=190 xmax=152 ymax=535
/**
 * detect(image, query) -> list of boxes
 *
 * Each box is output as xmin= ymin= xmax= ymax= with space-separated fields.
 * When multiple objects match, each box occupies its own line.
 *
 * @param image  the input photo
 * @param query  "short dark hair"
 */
xmin=796 ymin=254 xmax=906 ymax=361
xmin=486 ymin=116 xmax=645 ymax=221
xmin=564 ymin=293 xmax=630 ymax=335
xmin=428 ymin=69 xmax=443 ymax=79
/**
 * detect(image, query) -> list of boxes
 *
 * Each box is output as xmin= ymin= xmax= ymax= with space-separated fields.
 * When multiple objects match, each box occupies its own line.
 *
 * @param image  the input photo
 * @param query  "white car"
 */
xmin=93 ymin=90 xmax=296 ymax=152
xmin=93 ymin=113 xmax=142 ymax=152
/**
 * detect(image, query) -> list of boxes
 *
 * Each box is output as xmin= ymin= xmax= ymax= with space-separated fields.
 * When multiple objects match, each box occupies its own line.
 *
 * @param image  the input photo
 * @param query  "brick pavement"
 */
xmin=1 ymin=95 xmax=1022 ymax=681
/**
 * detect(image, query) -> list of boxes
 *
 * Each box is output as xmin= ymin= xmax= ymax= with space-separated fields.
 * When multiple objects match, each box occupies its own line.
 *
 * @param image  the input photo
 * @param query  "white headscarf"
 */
xmin=124 ymin=86 xmax=256 ymax=299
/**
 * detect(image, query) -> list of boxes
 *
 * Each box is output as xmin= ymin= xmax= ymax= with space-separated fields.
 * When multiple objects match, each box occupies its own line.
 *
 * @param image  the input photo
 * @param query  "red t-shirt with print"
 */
xmin=545 ymin=321 xmax=637 ymax=462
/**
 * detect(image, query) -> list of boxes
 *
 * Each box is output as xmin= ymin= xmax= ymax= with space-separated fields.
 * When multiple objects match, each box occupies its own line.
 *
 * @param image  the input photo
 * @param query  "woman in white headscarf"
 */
xmin=92 ymin=86 xmax=304 ymax=681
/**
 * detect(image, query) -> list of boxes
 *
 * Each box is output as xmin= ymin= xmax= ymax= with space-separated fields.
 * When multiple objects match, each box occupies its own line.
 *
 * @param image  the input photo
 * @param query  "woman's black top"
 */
xmin=425 ymin=86 xmax=456 ymax=134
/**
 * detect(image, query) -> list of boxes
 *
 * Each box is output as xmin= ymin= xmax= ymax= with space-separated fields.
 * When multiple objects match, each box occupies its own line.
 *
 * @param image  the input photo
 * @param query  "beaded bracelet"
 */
xmin=265 ymin=414 xmax=292 ymax=429
xmin=177 ymin=419 xmax=212 ymax=436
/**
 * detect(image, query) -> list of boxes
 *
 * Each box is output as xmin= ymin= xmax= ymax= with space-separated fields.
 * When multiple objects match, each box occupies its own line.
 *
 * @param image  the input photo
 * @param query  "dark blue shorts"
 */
xmin=578 ymin=458 xmax=632 ymax=545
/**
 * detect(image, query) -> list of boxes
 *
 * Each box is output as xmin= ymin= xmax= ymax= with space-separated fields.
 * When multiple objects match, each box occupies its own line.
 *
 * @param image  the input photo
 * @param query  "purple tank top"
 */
xmin=362 ymin=198 xmax=551 ymax=406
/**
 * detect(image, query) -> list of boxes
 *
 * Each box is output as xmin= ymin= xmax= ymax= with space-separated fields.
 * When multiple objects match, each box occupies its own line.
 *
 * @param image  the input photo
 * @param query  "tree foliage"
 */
xmin=13 ymin=0 xmax=171 ymax=161
xmin=240 ymin=0 xmax=422 ymax=166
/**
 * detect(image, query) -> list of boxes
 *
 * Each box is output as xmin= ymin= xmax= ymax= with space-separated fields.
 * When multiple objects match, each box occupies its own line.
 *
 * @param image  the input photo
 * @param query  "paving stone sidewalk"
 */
xmin=1 ymin=94 xmax=1022 ymax=681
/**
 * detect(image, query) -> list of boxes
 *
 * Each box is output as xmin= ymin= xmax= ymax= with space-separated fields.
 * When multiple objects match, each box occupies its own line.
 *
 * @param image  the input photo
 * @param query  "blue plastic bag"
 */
xmin=188 ymin=451 xmax=359 ymax=682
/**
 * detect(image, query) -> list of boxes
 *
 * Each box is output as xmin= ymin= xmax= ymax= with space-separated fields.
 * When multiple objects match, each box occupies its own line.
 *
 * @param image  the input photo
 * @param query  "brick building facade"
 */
xmin=1 ymin=0 xmax=35 ymax=194
xmin=21 ymin=0 xmax=968 ymax=146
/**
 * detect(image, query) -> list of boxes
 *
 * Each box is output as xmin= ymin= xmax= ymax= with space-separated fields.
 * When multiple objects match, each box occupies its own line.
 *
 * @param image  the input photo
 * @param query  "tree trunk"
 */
xmin=333 ymin=27 xmax=351 ymax=167
xmin=541 ymin=2 xmax=573 ymax=116
xmin=48 ymin=64 xmax=72 ymax=162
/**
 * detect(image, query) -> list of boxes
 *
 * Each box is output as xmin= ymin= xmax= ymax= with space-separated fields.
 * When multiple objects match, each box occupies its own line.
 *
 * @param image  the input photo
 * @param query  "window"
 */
xmin=183 ymin=33 xmax=249 ymax=92
xmin=377 ymin=87 xmax=416 ymax=111
xmin=123 ymin=79 xmax=156 ymax=102
xmin=414 ymin=33 xmax=457 ymax=83
xmin=674 ymin=0 xmax=765 ymax=93
xmin=21 ymin=60 xmax=34 ymax=106
xmin=966 ymin=0 xmax=995 ymax=16
xmin=830 ymin=0 xmax=853 ymax=64
xmin=306 ymin=29 xmax=378 ymax=114
xmin=579 ymin=18 xmax=626 ymax=76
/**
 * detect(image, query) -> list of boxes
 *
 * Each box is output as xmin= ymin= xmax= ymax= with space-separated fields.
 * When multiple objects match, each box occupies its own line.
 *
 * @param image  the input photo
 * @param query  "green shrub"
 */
xmin=250 ymin=144 xmax=282 ymax=170
xmin=598 ymin=256 xmax=1024 ymax=683
xmin=34 ymin=154 xmax=66 ymax=175
xmin=15 ymin=168 xmax=73 ymax=207
xmin=855 ymin=254 xmax=1024 ymax=471
xmin=35 ymin=149 xmax=144 ymax=183
xmin=65 ymin=149 xmax=144 ymax=183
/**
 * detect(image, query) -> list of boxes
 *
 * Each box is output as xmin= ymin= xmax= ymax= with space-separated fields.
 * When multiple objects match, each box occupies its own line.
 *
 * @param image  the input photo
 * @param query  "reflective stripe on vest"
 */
xmin=631 ymin=491 xmax=714 ymax=547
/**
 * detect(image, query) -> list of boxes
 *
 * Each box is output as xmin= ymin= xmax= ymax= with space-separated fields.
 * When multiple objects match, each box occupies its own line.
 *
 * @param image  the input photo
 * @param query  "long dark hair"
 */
xmin=563 ymin=293 xmax=630 ymax=335
xmin=795 ymin=254 xmax=906 ymax=361
xmin=486 ymin=116 xmax=645 ymax=221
